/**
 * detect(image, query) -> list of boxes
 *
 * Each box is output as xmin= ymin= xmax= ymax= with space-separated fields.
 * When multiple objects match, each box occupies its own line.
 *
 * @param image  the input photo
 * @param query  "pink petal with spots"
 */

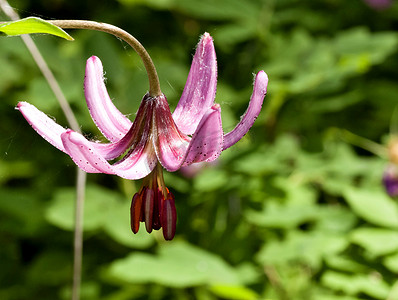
xmin=153 ymin=94 xmax=190 ymax=171
xmin=223 ymin=71 xmax=268 ymax=150
xmin=157 ymin=102 xmax=223 ymax=172
xmin=85 ymin=56 xmax=132 ymax=142
xmin=182 ymin=104 xmax=223 ymax=166
xmin=172 ymin=32 xmax=217 ymax=135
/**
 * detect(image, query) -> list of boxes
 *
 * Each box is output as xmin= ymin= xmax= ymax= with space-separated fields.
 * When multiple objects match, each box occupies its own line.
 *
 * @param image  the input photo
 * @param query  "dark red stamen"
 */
xmin=152 ymin=189 xmax=162 ymax=230
xmin=130 ymin=192 xmax=143 ymax=234
xmin=161 ymin=192 xmax=177 ymax=240
xmin=143 ymin=188 xmax=155 ymax=233
xmin=130 ymin=165 xmax=178 ymax=240
xmin=139 ymin=187 xmax=147 ymax=222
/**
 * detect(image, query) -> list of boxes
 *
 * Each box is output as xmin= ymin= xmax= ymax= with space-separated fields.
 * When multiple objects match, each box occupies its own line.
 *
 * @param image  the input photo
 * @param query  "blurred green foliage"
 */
xmin=1 ymin=0 xmax=398 ymax=299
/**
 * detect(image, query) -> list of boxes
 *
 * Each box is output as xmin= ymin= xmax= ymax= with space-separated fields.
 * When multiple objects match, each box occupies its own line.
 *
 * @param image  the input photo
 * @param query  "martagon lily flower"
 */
xmin=17 ymin=33 xmax=268 ymax=240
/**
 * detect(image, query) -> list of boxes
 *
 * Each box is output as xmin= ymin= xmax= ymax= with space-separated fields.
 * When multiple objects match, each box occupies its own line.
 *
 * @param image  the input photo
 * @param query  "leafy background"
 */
xmin=1 ymin=0 xmax=398 ymax=299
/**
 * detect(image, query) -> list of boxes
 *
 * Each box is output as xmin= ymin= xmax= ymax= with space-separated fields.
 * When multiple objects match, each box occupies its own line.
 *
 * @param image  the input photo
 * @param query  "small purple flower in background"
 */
xmin=383 ymin=164 xmax=398 ymax=197
xmin=383 ymin=138 xmax=398 ymax=197
xmin=363 ymin=0 xmax=393 ymax=10
xmin=17 ymin=33 xmax=268 ymax=240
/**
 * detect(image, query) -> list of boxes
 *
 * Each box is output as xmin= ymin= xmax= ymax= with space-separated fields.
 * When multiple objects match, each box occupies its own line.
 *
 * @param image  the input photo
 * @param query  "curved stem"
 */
xmin=50 ymin=20 xmax=162 ymax=97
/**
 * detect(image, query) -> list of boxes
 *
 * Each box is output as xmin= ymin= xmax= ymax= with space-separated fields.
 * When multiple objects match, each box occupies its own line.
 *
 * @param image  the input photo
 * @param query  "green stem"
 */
xmin=50 ymin=20 xmax=162 ymax=97
xmin=339 ymin=129 xmax=388 ymax=158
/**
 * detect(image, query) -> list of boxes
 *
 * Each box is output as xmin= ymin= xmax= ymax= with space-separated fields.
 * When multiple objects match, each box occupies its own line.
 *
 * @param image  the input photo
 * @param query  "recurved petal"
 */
xmin=61 ymin=129 xmax=157 ymax=179
xmin=17 ymin=101 xmax=136 ymax=161
xmin=85 ymin=56 xmax=132 ymax=142
xmin=17 ymin=101 xmax=67 ymax=152
xmin=222 ymin=71 xmax=268 ymax=150
xmin=172 ymin=32 xmax=217 ymax=135
xmin=157 ymin=104 xmax=223 ymax=172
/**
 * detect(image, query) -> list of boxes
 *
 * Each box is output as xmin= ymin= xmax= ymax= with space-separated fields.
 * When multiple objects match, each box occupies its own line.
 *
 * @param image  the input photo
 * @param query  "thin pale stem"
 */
xmin=0 ymin=3 xmax=87 ymax=300
xmin=50 ymin=20 xmax=162 ymax=97
xmin=73 ymin=168 xmax=86 ymax=300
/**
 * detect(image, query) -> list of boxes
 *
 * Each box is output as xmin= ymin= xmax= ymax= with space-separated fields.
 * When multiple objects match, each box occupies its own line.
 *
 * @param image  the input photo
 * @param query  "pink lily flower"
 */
xmin=17 ymin=33 xmax=268 ymax=240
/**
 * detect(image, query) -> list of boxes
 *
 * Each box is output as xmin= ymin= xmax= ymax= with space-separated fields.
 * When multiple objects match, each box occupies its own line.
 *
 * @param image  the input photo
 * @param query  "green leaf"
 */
xmin=106 ymin=240 xmax=241 ymax=287
xmin=256 ymin=231 xmax=348 ymax=270
xmin=383 ymin=252 xmax=398 ymax=273
xmin=0 ymin=188 xmax=45 ymax=236
xmin=26 ymin=251 xmax=72 ymax=286
xmin=45 ymin=185 xmax=118 ymax=231
xmin=350 ymin=227 xmax=398 ymax=256
xmin=0 ymin=160 xmax=35 ymax=184
xmin=325 ymin=256 xmax=369 ymax=273
xmin=209 ymin=285 xmax=259 ymax=300
xmin=245 ymin=202 xmax=319 ymax=229
xmin=45 ymin=184 xmax=154 ymax=248
xmin=173 ymin=0 xmax=259 ymax=21
xmin=343 ymin=187 xmax=398 ymax=229
xmin=194 ymin=168 xmax=228 ymax=192
xmin=321 ymin=271 xmax=390 ymax=299
xmin=0 ymin=17 xmax=73 ymax=40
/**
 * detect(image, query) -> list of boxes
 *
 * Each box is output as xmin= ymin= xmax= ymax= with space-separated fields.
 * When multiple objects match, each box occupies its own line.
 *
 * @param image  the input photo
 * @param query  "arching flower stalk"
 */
xmin=17 ymin=32 xmax=268 ymax=240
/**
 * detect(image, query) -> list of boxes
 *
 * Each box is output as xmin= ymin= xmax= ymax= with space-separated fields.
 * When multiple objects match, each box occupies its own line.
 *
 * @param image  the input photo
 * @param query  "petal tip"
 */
xmin=211 ymin=103 xmax=221 ymax=111
xmin=16 ymin=101 xmax=26 ymax=110
xmin=87 ymin=55 xmax=100 ymax=63
xmin=254 ymin=70 xmax=269 ymax=94
xmin=200 ymin=32 xmax=214 ymax=47
xmin=86 ymin=56 xmax=103 ymax=72
xmin=62 ymin=129 xmax=77 ymax=142
xmin=202 ymin=32 xmax=212 ymax=40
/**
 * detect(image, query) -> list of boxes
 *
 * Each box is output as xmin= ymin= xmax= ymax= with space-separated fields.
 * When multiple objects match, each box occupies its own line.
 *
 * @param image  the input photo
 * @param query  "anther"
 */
xmin=161 ymin=192 xmax=177 ymax=240
xmin=143 ymin=188 xmax=155 ymax=233
xmin=130 ymin=192 xmax=143 ymax=234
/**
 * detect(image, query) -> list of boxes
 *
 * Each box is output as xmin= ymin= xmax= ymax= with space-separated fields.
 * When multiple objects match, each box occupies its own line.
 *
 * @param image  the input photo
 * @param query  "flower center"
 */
xmin=130 ymin=163 xmax=177 ymax=240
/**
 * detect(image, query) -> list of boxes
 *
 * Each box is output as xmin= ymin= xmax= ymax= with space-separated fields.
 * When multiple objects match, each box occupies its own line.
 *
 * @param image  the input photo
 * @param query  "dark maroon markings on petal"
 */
xmin=161 ymin=192 xmax=177 ymax=241
xmin=182 ymin=104 xmax=223 ymax=166
xmin=61 ymin=129 xmax=112 ymax=174
xmin=153 ymin=94 xmax=190 ymax=171
xmin=159 ymin=103 xmax=224 ymax=172
xmin=102 ymin=94 xmax=154 ymax=161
